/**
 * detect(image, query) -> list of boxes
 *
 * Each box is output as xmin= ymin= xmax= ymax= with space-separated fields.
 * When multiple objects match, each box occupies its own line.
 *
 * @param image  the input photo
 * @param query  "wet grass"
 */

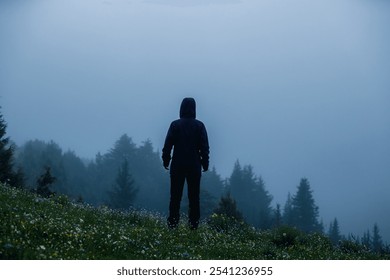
xmin=1 ymin=183 xmax=389 ymax=260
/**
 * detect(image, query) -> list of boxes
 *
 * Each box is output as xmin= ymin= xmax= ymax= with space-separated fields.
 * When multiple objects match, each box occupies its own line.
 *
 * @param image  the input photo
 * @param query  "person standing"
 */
xmin=162 ymin=97 xmax=209 ymax=230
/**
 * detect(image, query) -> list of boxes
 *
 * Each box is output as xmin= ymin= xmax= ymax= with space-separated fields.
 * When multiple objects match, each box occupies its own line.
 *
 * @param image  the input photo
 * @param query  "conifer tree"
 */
xmin=290 ymin=178 xmax=322 ymax=233
xmin=15 ymin=139 xmax=65 ymax=191
xmin=0 ymin=108 xmax=22 ymax=186
xmin=255 ymin=174 xmax=273 ymax=230
xmin=328 ymin=218 xmax=342 ymax=245
xmin=132 ymin=138 xmax=169 ymax=212
xmin=107 ymin=159 xmax=138 ymax=210
xmin=361 ymin=229 xmax=371 ymax=249
xmin=202 ymin=166 xmax=224 ymax=201
xmin=108 ymin=134 xmax=136 ymax=162
xmin=0 ymin=118 xmax=13 ymax=184
xmin=228 ymin=160 xmax=243 ymax=199
xmin=372 ymin=223 xmax=383 ymax=253
xmin=273 ymin=204 xmax=282 ymax=228
xmin=36 ymin=166 xmax=56 ymax=197
xmin=228 ymin=160 xmax=273 ymax=229
xmin=282 ymin=192 xmax=294 ymax=226
xmin=209 ymin=192 xmax=245 ymax=232
xmin=213 ymin=192 xmax=244 ymax=222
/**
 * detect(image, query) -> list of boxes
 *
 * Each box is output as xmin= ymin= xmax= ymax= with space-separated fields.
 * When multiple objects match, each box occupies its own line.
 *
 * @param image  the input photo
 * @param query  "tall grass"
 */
xmin=1 ymin=183 xmax=388 ymax=260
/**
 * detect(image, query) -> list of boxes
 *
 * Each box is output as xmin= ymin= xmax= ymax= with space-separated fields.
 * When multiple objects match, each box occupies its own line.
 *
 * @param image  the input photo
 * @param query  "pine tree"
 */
xmin=62 ymin=150 xmax=88 ymax=199
xmin=273 ymin=204 xmax=282 ymax=228
xmin=255 ymin=175 xmax=273 ymax=229
xmin=372 ymin=223 xmax=383 ymax=253
xmin=213 ymin=192 xmax=244 ymax=222
xmin=347 ymin=233 xmax=360 ymax=244
xmin=108 ymin=134 xmax=136 ymax=162
xmin=196 ymin=167 xmax=224 ymax=216
xmin=282 ymin=192 xmax=294 ymax=226
xmin=202 ymin=166 xmax=224 ymax=201
xmin=328 ymin=218 xmax=342 ymax=245
xmin=361 ymin=229 xmax=371 ymax=249
xmin=36 ymin=166 xmax=56 ymax=197
xmin=228 ymin=160 xmax=243 ymax=199
xmin=15 ymin=139 xmax=65 ymax=191
xmin=209 ymin=192 xmax=245 ymax=232
xmin=290 ymin=178 xmax=322 ymax=233
xmin=0 ymin=109 xmax=16 ymax=185
xmin=107 ymin=159 xmax=138 ymax=210
xmin=133 ymin=138 xmax=169 ymax=212
xmin=227 ymin=160 xmax=273 ymax=229
xmin=0 ymin=109 xmax=24 ymax=187
xmin=86 ymin=135 xmax=137 ymax=205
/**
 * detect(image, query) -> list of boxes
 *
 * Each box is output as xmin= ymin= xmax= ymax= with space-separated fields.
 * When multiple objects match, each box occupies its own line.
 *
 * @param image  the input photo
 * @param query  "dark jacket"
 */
xmin=162 ymin=98 xmax=209 ymax=172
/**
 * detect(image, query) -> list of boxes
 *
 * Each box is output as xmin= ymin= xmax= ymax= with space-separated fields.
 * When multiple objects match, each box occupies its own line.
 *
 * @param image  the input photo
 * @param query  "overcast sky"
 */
xmin=1 ymin=0 xmax=389 ymax=241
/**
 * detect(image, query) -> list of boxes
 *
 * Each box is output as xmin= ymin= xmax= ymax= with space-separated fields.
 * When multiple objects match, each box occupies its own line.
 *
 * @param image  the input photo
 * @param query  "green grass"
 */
xmin=1 ymin=183 xmax=388 ymax=260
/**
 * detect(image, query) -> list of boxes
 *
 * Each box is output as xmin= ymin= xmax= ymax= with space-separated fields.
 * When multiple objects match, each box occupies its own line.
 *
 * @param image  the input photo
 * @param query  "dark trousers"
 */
xmin=167 ymin=167 xmax=201 ymax=229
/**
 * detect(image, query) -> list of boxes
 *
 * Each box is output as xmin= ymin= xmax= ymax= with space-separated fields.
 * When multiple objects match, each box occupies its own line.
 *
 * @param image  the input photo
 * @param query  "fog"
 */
xmin=1 ymin=0 xmax=389 ymax=241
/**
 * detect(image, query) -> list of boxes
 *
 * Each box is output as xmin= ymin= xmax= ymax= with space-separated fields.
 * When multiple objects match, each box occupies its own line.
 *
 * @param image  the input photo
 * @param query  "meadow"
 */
xmin=1 ymin=183 xmax=388 ymax=260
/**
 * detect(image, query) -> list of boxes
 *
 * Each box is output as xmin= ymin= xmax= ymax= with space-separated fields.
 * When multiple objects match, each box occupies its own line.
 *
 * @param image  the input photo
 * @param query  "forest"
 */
xmin=0 ymin=108 xmax=388 ymax=254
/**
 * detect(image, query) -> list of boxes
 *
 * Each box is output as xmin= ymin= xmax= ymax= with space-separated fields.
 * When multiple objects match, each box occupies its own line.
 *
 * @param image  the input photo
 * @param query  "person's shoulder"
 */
xmin=173 ymin=118 xmax=205 ymax=127
xmin=194 ymin=119 xmax=206 ymax=129
xmin=170 ymin=119 xmax=181 ymax=126
xmin=195 ymin=119 xmax=205 ymax=125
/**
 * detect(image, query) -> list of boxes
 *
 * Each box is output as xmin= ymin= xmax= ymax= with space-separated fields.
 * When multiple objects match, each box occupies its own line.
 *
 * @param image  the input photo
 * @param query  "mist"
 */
xmin=1 ymin=0 xmax=389 ymax=241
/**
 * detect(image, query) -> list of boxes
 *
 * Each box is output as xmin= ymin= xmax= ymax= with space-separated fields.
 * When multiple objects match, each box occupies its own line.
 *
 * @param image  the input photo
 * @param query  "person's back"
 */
xmin=162 ymin=97 xmax=209 ymax=229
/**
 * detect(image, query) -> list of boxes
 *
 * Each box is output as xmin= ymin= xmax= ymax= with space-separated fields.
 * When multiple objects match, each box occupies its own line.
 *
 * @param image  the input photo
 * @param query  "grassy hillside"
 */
xmin=1 ymin=183 xmax=388 ymax=260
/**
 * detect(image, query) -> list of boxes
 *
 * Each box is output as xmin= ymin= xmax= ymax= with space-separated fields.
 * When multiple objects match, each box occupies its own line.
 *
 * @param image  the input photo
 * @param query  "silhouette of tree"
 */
xmin=15 ymin=140 xmax=70 ymax=193
xmin=361 ymin=229 xmax=371 ymax=249
xmin=107 ymin=134 xmax=136 ymax=162
xmin=290 ymin=178 xmax=322 ymax=233
xmin=228 ymin=160 xmax=273 ymax=229
xmin=255 ymin=175 xmax=273 ymax=229
xmin=213 ymin=192 xmax=244 ymax=222
xmin=36 ymin=166 xmax=56 ymax=197
xmin=372 ymin=223 xmax=383 ymax=252
xmin=107 ymin=159 xmax=138 ymax=210
xmin=202 ymin=166 xmax=224 ymax=200
xmin=208 ymin=192 xmax=245 ymax=232
xmin=273 ymin=204 xmax=282 ymax=228
xmin=282 ymin=192 xmax=294 ymax=226
xmin=328 ymin=218 xmax=342 ymax=245
xmin=61 ymin=150 xmax=89 ymax=199
xmin=0 ymin=108 xmax=22 ymax=186
xmin=132 ymin=139 xmax=169 ymax=212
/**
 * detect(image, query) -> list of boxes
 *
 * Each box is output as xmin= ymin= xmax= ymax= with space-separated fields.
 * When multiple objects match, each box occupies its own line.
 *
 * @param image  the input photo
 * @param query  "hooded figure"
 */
xmin=162 ymin=97 xmax=209 ymax=229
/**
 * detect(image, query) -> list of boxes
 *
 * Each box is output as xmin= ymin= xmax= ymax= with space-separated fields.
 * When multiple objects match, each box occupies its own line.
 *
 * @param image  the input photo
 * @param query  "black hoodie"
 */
xmin=162 ymin=98 xmax=209 ymax=172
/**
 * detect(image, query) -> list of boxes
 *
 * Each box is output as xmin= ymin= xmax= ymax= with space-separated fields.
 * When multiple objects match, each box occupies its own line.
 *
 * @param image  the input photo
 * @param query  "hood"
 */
xmin=179 ymin=97 xmax=196 ymax=119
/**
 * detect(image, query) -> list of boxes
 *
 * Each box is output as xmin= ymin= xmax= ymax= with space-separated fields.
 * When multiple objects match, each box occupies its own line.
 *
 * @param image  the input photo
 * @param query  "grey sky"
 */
xmin=1 ymin=0 xmax=389 ymax=241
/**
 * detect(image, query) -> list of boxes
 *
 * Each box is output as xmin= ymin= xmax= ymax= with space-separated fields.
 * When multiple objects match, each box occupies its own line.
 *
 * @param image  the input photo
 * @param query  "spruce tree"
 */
xmin=273 ymin=204 xmax=282 ymax=228
xmin=209 ymin=192 xmax=245 ymax=232
xmin=328 ymin=218 xmax=342 ymax=245
xmin=15 ymin=139 xmax=64 ymax=191
xmin=202 ymin=166 xmax=224 ymax=201
xmin=361 ymin=229 xmax=371 ymax=249
xmin=290 ymin=178 xmax=322 ymax=233
xmin=133 ymin=138 xmax=169 ymax=212
xmin=36 ymin=166 xmax=56 ymax=197
xmin=213 ymin=192 xmax=244 ymax=222
xmin=372 ymin=223 xmax=383 ymax=252
xmin=255 ymin=175 xmax=273 ymax=229
xmin=0 ymin=108 xmax=22 ymax=186
xmin=228 ymin=161 xmax=273 ymax=229
xmin=108 ymin=134 xmax=136 ymax=162
xmin=228 ymin=160 xmax=243 ymax=200
xmin=282 ymin=192 xmax=294 ymax=226
xmin=0 ymin=110 xmax=13 ymax=182
xmin=107 ymin=159 xmax=138 ymax=210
